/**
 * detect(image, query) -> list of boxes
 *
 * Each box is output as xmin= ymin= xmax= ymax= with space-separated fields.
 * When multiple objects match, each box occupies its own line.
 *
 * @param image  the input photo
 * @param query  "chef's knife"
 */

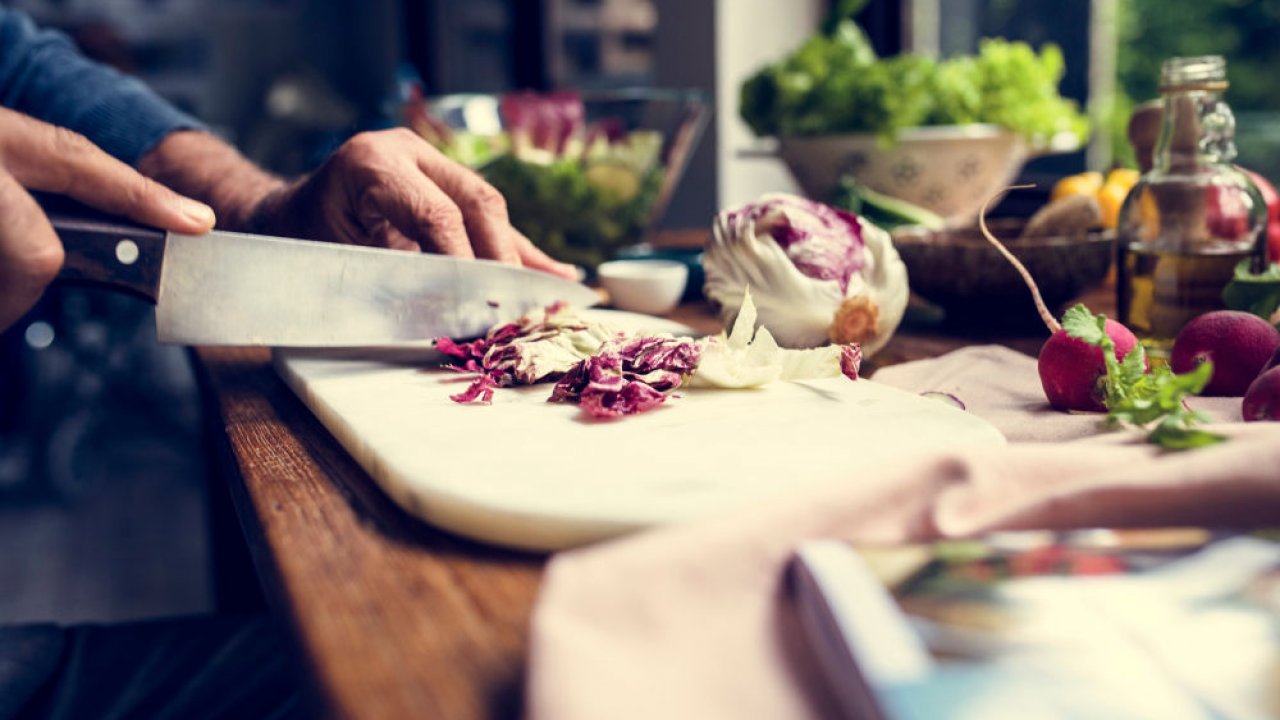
xmin=43 ymin=193 xmax=599 ymax=346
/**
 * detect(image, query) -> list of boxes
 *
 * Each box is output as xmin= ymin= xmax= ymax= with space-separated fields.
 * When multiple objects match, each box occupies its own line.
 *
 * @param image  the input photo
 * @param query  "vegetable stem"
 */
xmin=978 ymin=184 xmax=1062 ymax=334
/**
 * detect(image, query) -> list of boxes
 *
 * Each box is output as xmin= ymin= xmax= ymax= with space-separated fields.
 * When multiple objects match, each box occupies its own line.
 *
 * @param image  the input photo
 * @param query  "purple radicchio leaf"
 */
xmin=449 ymin=375 xmax=497 ymax=405
xmin=436 ymin=302 xmax=587 ymax=404
xmin=839 ymin=344 xmax=863 ymax=381
xmin=551 ymin=335 xmax=703 ymax=418
xmin=748 ymin=195 xmax=866 ymax=294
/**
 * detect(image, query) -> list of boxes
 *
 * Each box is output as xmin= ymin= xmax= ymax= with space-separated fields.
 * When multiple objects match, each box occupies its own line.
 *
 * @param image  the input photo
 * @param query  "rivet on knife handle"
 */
xmin=41 ymin=194 xmax=169 ymax=303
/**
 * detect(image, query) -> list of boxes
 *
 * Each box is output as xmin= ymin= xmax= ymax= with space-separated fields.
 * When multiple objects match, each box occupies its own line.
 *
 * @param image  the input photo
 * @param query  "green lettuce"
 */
xmin=739 ymin=22 xmax=1089 ymax=146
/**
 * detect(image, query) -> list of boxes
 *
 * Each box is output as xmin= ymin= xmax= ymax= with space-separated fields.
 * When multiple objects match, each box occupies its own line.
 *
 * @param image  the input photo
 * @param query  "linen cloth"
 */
xmin=525 ymin=345 xmax=1280 ymax=720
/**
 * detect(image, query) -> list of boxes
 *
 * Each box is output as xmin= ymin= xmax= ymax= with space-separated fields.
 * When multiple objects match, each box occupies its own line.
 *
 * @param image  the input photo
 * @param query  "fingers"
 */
xmin=410 ymin=141 xmax=520 ymax=265
xmin=0 ymin=169 xmax=64 ymax=332
xmin=0 ymin=108 xmax=215 ymax=234
xmin=358 ymin=174 xmax=476 ymax=259
xmin=511 ymin=230 xmax=579 ymax=279
xmin=313 ymin=129 xmax=581 ymax=278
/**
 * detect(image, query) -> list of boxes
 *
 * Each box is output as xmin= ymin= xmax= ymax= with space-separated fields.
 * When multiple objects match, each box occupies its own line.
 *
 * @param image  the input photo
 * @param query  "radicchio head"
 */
xmin=703 ymin=192 xmax=910 ymax=356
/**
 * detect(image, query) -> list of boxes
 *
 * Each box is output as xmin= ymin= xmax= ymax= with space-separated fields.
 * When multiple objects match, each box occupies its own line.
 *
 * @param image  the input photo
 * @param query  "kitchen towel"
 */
xmin=871 ymin=344 xmax=1243 ymax=441
xmin=524 ymin=344 xmax=1280 ymax=720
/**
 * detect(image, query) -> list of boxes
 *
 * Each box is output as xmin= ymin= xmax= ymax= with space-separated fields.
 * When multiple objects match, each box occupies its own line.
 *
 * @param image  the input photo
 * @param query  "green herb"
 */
xmin=1222 ymin=259 xmax=1280 ymax=325
xmin=1062 ymin=304 xmax=1225 ymax=449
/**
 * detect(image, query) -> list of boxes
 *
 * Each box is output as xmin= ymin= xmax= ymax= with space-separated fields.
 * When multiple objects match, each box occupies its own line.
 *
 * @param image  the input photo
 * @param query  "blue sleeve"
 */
xmin=0 ymin=8 xmax=206 ymax=166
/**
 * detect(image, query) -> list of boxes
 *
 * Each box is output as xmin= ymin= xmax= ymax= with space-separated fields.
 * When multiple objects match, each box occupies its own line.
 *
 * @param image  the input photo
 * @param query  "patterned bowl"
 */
xmin=891 ymin=218 xmax=1114 ymax=328
xmin=778 ymin=125 xmax=1044 ymax=224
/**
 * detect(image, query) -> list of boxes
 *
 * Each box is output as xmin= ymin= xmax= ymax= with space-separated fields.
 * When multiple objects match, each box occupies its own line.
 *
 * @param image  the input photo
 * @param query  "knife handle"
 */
xmin=39 ymin=192 xmax=168 ymax=303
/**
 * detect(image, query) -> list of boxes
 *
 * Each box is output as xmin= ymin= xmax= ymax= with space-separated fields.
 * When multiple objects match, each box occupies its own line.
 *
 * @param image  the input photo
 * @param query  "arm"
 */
xmin=0 ymin=8 xmax=573 ymax=333
xmin=1 ymin=7 xmax=570 ymax=275
xmin=137 ymin=128 xmax=576 ymax=277
xmin=0 ymin=9 xmax=202 ymax=166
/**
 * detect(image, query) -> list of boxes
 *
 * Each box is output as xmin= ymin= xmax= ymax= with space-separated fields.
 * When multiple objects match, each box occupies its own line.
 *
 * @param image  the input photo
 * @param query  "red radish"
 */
xmin=1205 ymin=184 xmax=1251 ymax=241
xmin=1242 ymin=366 xmax=1280 ymax=421
xmin=1240 ymin=168 xmax=1280 ymax=262
xmin=1169 ymin=310 xmax=1280 ymax=396
xmin=979 ymin=188 xmax=1141 ymax=412
xmin=1037 ymin=320 xmax=1140 ymax=412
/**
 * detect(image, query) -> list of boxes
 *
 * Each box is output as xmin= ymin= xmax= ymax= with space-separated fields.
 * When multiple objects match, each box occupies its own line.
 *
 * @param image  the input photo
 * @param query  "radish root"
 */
xmin=977 ymin=184 xmax=1062 ymax=334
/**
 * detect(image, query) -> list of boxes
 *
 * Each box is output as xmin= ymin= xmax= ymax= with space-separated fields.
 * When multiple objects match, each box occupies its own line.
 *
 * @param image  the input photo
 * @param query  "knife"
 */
xmin=42 ymin=193 xmax=600 ymax=346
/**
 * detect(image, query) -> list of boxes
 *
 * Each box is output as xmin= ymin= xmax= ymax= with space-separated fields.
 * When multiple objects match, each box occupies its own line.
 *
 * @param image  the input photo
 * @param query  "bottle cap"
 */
xmin=1160 ymin=55 xmax=1228 ymax=92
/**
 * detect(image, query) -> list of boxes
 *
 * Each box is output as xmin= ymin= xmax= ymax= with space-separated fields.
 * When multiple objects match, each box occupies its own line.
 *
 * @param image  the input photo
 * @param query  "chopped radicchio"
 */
xmin=434 ymin=302 xmax=604 ymax=404
xmin=500 ymin=90 xmax=585 ymax=156
xmin=839 ymin=344 xmax=863 ymax=381
xmin=433 ymin=291 xmax=861 ymax=418
xmin=550 ymin=336 xmax=702 ymax=418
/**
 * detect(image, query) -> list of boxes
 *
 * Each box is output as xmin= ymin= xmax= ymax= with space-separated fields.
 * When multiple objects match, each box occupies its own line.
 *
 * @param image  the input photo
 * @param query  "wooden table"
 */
xmin=193 ymin=279 xmax=1113 ymax=720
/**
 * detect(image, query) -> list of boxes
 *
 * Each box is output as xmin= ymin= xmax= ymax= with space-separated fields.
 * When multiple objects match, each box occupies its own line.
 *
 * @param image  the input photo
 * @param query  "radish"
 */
xmin=1243 ymin=366 xmax=1280 ymax=421
xmin=1169 ymin=310 xmax=1280 ymax=396
xmin=978 ymin=189 xmax=1140 ymax=412
xmin=1240 ymin=168 xmax=1280 ymax=263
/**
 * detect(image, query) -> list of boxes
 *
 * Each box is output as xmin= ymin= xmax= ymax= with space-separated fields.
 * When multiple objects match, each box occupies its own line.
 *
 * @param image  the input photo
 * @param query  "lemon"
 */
xmin=584 ymin=163 xmax=641 ymax=202
xmin=1050 ymin=171 xmax=1104 ymax=202
xmin=1096 ymin=180 xmax=1131 ymax=230
xmin=1105 ymin=168 xmax=1140 ymax=190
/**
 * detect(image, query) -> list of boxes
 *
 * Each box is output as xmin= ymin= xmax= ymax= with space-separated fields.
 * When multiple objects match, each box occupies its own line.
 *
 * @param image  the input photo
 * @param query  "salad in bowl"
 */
xmin=404 ymin=88 xmax=709 ymax=269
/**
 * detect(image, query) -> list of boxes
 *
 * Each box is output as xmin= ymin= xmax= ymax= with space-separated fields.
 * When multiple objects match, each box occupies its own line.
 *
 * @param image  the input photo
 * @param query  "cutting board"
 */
xmin=274 ymin=312 xmax=1005 ymax=552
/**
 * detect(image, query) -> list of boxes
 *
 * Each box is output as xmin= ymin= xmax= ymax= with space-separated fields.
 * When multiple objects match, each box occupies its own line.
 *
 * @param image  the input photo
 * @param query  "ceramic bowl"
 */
xmin=596 ymin=259 xmax=689 ymax=317
xmin=615 ymin=244 xmax=705 ymax=301
xmin=777 ymin=125 xmax=1072 ymax=224
xmin=891 ymin=218 xmax=1114 ymax=328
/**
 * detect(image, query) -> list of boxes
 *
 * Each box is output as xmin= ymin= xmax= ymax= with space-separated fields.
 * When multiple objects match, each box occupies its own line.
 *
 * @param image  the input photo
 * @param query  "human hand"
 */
xmin=251 ymin=128 xmax=578 ymax=280
xmin=0 ymin=108 xmax=216 ymax=332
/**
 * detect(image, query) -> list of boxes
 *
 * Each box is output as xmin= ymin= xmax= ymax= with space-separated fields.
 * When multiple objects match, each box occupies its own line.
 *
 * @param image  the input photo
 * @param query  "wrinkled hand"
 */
xmin=253 ymin=128 xmax=576 ymax=279
xmin=0 ymin=107 xmax=215 ymax=332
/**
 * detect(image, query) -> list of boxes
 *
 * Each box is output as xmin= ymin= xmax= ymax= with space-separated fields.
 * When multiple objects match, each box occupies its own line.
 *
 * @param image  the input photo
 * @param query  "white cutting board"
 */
xmin=274 ymin=311 xmax=1005 ymax=552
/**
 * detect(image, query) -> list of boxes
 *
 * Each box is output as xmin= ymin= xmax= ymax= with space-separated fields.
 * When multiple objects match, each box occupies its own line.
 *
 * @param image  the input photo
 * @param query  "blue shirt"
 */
xmin=0 ymin=8 xmax=204 ymax=166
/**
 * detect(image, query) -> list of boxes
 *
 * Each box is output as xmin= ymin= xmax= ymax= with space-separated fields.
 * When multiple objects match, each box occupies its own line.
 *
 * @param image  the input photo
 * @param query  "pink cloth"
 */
xmin=525 ymin=345 xmax=1280 ymax=720
xmin=871 ymin=344 xmax=1243 ymax=440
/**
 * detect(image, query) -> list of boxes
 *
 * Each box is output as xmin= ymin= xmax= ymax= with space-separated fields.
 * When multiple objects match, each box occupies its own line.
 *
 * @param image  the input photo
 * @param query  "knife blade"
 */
xmin=43 ymin=193 xmax=600 ymax=346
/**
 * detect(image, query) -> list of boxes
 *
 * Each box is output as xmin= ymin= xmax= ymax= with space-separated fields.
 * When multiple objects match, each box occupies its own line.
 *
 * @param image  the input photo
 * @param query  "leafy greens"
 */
xmin=739 ymin=20 xmax=1088 ymax=146
xmin=1222 ymin=258 xmax=1280 ymax=326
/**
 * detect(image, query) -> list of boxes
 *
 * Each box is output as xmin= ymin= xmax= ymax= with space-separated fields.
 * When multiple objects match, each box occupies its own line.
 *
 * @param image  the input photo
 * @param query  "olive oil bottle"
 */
xmin=1117 ymin=247 xmax=1251 ymax=353
xmin=1115 ymin=55 xmax=1268 ymax=353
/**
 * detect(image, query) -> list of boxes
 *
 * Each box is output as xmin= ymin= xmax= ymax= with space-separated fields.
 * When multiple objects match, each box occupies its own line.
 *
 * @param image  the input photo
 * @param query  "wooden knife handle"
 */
xmin=39 ymin=192 xmax=168 ymax=303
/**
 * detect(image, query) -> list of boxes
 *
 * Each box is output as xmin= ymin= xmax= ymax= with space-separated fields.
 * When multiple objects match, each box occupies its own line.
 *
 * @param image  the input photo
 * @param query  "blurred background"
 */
xmin=2 ymin=0 xmax=1278 ymax=624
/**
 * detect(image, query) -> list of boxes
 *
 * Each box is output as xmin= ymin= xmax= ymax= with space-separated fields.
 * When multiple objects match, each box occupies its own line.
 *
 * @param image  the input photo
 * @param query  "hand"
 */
xmin=0 ymin=108 xmax=216 ymax=332
xmin=252 ymin=128 xmax=577 ymax=279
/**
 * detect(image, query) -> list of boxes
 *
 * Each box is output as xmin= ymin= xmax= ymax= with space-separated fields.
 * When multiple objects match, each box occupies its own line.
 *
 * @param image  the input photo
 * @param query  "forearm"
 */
xmin=0 ymin=8 xmax=203 ymax=166
xmin=136 ymin=130 xmax=288 ymax=232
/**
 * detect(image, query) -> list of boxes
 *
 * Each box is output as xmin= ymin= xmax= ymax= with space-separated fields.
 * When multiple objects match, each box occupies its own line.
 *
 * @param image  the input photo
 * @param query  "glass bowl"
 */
xmin=403 ymin=88 xmax=710 ymax=270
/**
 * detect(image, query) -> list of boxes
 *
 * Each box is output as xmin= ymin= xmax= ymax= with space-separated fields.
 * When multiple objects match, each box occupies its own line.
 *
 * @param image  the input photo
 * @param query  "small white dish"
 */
xmin=596 ymin=259 xmax=689 ymax=316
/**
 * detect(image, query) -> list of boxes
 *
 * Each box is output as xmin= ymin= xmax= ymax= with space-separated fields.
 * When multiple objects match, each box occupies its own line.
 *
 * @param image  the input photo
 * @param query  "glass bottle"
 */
xmin=1116 ymin=55 xmax=1269 ymax=353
